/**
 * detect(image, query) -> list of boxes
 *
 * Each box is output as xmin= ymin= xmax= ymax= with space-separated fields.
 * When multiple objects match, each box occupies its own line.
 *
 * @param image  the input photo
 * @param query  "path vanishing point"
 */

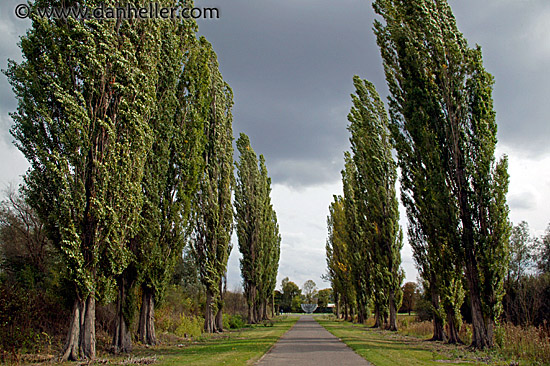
xmin=256 ymin=315 xmax=372 ymax=366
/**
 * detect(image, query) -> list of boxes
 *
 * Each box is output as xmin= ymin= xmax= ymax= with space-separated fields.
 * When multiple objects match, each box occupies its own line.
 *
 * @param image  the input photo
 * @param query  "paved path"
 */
xmin=256 ymin=315 xmax=372 ymax=366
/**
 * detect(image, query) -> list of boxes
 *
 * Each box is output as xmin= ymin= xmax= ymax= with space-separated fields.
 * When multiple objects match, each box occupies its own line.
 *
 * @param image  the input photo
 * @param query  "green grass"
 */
xmin=316 ymin=317 xmax=510 ymax=366
xmin=119 ymin=316 xmax=296 ymax=366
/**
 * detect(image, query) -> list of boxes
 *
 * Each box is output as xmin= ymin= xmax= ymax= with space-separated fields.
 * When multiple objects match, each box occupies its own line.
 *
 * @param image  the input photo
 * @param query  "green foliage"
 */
xmin=291 ymin=295 xmax=303 ymax=313
xmin=508 ymin=221 xmax=535 ymax=282
xmin=4 ymin=2 xmax=180 ymax=357
xmin=155 ymin=284 xmax=205 ymax=336
xmin=279 ymin=277 xmax=301 ymax=313
xmin=399 ymin=282 xmax=418 ymax=314
xmin=317 ymin=288 xmax=333 ymax=308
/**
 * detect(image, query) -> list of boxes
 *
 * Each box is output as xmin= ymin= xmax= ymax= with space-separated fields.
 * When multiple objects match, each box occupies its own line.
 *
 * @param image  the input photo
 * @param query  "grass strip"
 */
xmin=122 ymin=316 xmax=296 ymax=366
xmin=315 ymin=318 xmax=509 ymax=366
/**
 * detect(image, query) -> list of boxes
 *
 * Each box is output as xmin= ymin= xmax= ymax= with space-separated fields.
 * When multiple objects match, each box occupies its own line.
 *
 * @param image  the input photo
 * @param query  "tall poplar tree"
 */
xmin=5 ymin=0 xmax=163 ymax=359
xmin=132 ymin=15 xmax=203 ymax=348
xmin=373 ymin=0 xmax=510 ymax=348
xmin=190 ymin=37 xmax=234 ymax=334
xmin=347 ymin=76 xmax=403 ymax=330
xmin=341 ymin=153 xmax=364 ymax=323
xmin=235 ymin=133 xmax=261 ymax=324
xmin=326 ymin=195 xmax=356 ymax=320
xmin=235 ymin=133 xmax=280 ymax=323
xmin=256 ymin=156 xmax=281 ymax=320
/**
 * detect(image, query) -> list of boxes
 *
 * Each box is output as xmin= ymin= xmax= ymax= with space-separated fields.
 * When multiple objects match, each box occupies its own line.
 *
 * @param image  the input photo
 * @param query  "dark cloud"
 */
xmin=1 ymin=1 xmax=549 ymax=186
xmin=198 ymin=0 xmax=385 ymax=187
xmin=197 ymin=0 xmax=550 ymax=188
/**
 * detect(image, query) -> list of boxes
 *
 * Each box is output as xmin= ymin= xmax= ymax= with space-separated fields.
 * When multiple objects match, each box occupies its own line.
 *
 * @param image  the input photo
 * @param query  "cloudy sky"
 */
xmin=1 ymin=0 xmax=549 ymax=292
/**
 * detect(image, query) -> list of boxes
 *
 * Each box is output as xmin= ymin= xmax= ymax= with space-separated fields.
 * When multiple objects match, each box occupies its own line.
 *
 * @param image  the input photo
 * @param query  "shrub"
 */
xmin=155 ymin=305 xmax=179 ymax=333
xmin=174 ymin=314 xmax=203 ymax=339
xmin=155 ymin=285 xmax=205 ymax=335
xmin=224 ymin=314 xmax=246 ymax=329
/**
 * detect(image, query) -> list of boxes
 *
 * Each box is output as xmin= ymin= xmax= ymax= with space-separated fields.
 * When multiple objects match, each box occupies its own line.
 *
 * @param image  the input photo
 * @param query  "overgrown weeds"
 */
xmin=494 ymin=322 xmax=550 ymax=365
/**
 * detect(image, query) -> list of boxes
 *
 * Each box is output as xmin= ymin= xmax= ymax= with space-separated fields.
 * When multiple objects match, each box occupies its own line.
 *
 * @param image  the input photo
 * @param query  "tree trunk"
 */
xmin=357 ymin=308 xmax=365 ymax=324
xmin=62 ymin=297 xmax=82 ymax=361
xmin=344 ymin=300 xmax=349 ymax=321
xmin=215 ymin=278 xmax=224 ymax=332
xmin=445 ymin=304 xmax=462 ymax=344
xmin=388 ymin=288 xmax=398 ymax=331
xmin=465 ymin=257 xmax=493 ymax=348
xmin=204 ymin=288 xmax=215 ymax=333
xmin=112 ymin=276 xmax=133 ymax=353
xmin=215 ymin=307 xmax=223 ymax=333
xmin=357 ymin=299 xmax=366 ymax=324
xmin=263 ymin=299 xmax=269 ymax=320
xmin=247 ymin=285 xmax=256 ymax=324
xmin=112 ymin=280 xmax=132 ymax=353
xmin=373 ymin=304 xmax=381 ymax=328
xmin=247 ymin=303 xmax=254 ymax=324
xmin=428 ymin=274 xmax=447 ymax=342
xmin=456 ymin=144 xmax=494 ymax=349
xmin=430 ymin=286 xmax=447 ymax=342
xmin=138 ymin=287 xmax=156 ymax=345
xmin=61 ymin=294 xmax=96 ymax=361
xmin=255 ymin=301 xmax=262 ymax=323
xmin=432 ymin=314 xmax=447 ymax=342
xmin=335 ymin=293 xmax=340 ymax=319
xmin=81 ymin=295 xmax=96 ymax=359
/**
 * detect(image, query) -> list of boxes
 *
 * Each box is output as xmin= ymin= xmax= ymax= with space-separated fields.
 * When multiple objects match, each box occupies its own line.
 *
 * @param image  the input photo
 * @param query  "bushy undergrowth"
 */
xmin=174 ymin=314 xmax=204 ymax=339
xmin=395 ymin=315 xmax=550 ymax=365
xmin=155 ymin=286 xmax=248 ymax=341
xmin=0 ymin=281 xmax=68 ymax=363
xmin=155 ymin=286 xmax=204 ymax=336
xmin=494 ymin=322 xmax=550 ymax=365
xmin=224 ymin=314 xmax=247 ymax=330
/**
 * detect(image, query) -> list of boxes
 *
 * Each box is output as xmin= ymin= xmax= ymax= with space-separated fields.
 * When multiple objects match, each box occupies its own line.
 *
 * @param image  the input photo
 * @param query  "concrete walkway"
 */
xmin=256 ymin=315 xmax=372 ymax=366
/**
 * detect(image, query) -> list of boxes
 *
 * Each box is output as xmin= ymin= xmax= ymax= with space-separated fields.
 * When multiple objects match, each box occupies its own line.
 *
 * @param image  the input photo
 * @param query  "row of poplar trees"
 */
xmin=4 ymin=0 xmax=281 ymax=361
xmin=328 ymin=0 xmax=510 ymax=349
xmin=326 ymin=76 xmax=404 ymax=331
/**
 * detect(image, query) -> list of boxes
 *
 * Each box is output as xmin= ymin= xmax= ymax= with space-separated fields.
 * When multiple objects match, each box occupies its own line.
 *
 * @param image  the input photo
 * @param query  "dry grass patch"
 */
xmin=494 ymin=322 xmax=550 ymax=365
